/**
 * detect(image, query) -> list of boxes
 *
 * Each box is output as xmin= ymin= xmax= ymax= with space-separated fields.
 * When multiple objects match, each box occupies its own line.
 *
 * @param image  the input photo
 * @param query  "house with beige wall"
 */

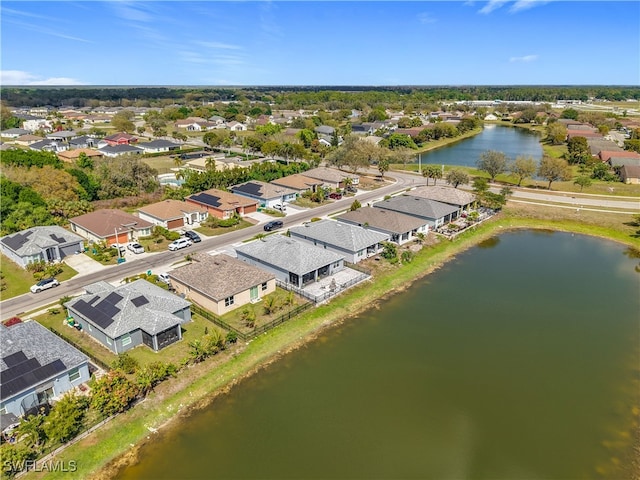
xmin=168 ymin=253 xmax=276 ymax=315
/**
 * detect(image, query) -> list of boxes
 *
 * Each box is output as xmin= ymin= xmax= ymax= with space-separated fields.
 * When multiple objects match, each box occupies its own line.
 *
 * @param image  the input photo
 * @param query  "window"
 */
xmin=0 ymin=406 xmax=6 ymax=415
xmin=68 ymin=367 xmax=81 ymax=382
xmin=106 ymin=337 xmax=112 ymax=345
xmin=122 ymin=334 xmax=132 ymax=347
xmin=225 ymin=296 xmax=235 ymax=307
xmin=261 ymin=282 xmax=268 ymax=291
xmin=87 ymin=324 xmax=92 ymax=332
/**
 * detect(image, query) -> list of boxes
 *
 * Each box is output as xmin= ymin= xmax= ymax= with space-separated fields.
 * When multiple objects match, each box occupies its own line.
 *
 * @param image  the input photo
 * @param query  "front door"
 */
xmin=250 ymin=286 xmax=258 ymax=301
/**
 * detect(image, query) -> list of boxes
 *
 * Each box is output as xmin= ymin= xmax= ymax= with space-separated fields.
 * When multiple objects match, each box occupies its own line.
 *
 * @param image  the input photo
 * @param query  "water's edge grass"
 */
xmin=22 ymin=212 xmax=638 ymax=480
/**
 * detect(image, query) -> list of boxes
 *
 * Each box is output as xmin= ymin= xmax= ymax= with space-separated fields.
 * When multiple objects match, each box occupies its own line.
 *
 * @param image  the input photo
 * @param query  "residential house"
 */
xmin=0 ymin=321 xmax=90 ymax=418
xmin=588 ymin=139 xmax=621 ymax=156
xmin=1 ymin=128 xmax=29 ymax=138
xmin=185 ymin=188 xmax=258 ymax=219
xmin=65 ymin=280 xmax=192 ymax=354
xmin=227 ymin=121 xmax=247 ymax=132
xmin=230 ymin=180 xmax=297 ymax=208
xmin=14 ymin=134 xmax=44 ymax=146
xmin=373 ymin=196 xmax=460 ymax=230
xmin=0 ymin=226 xmax=84 ymax=269
xmin=57 ymin=148 xmax=104 ymax=163
xmin=137 ymin=199 xmax=208 ymax=230
xmin=337 ymin=206 xmax=429 ymax=245
xmin=350 ymin=124 xmax=373 ymax=135
xmin=138 ymin=139 xmax=181 ymax=154
xmin=235 ymin=235 xmax=344 ymax=289
xmin=69 ymin=209 xmax=153 ymax=245
xmin=599 ymin=150 xmax=640 ymax=164
xmin=289 ymin=219 xmax=389 ymax=264
xmin=169 ymin=253 xmax=276 ymax=315
xmin=102 ymin=132 xmax=137 ymax=146
xmin=175 ymin=117 xmax=208 ymax=128
xmin=407 ymin=186 xmax=476 ymax=214
xmin=484 ymin=113 xmax=498 ymax=121
xmin=29 ymin=139 xmax=58 ymax=152
xmin=303 ymin=167 xmax=360 ymax=189
xmin=68 ymin=135 xmax=98 ymax=149
xmin=98 ymin=144 xmax=144 ymax=157
xmin=567 ymin=130 xmax=603 ymax=140
xmin=270 ymin=173 xmax=324 ymax=195
xmin=22 ymin=118 xmax=52 ymax=133
xmin=46 ymin=131 xmax=77 ymax=144
xmin=619 ymin=165 xmax=640 ymax=184
xmin=208 ymin=115 xmax=226 ymax=125
xmin=315 ymin=125 xmax=335 ymax=136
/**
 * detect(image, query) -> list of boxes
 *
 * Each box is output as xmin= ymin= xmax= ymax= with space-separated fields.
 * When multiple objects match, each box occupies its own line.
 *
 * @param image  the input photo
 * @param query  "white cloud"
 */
xmin=510 ymin=0 xmax=551 ymax=13
xmin=1 ymin=70 xmax=86 ymax=85
xmin=111 ymin=2 xmax=153 ymax=22
xmin=417 ymin=12 xmax=437 ymax=24
xmin=195 ymin=41 xmax=243 ymax=50
xmin=509 ymin=54 xmax=539 ymax=62
xmin=479 ymin=0 xmax=509 ymax=14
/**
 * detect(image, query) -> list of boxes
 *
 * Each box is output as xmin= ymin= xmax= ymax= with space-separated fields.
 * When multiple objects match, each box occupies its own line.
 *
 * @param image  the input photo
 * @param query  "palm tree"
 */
xmin=205 ymin=157 xmax=217 ymax=171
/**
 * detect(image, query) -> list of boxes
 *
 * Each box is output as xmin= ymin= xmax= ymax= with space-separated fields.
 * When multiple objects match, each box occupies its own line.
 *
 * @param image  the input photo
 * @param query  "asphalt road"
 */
xmin=0 ymin=171 xmax=423 ymax=320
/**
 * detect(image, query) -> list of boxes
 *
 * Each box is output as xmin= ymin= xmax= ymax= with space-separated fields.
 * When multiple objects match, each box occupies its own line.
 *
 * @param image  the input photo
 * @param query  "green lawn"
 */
xmin=0 ymin=255 xmax=78 ymax=300
xmin=141 ymin=155 xmax=180 ymax=174
xmin=194 ymin=219 xmax=254 ymax=236
xmin=261 ymin=208 xmax=286 ymax=217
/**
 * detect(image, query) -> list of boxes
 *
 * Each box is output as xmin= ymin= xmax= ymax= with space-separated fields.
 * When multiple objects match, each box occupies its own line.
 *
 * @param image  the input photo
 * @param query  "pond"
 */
xmin=416 ymin=124 xmax=543 ymax=168
xmin=117 ymin=231 xmax=639 ymax=480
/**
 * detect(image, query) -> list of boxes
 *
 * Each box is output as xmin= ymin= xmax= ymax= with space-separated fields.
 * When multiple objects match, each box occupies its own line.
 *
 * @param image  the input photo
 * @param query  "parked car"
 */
xmin=345 ymin=186 xmax=358 ymax=194
xmin=273 ymin=203 xmax=286 ymax=212
xmin=168 ymin=238 xmax=192 ymax=251
xmin=111 ymin=244 xmax=126 ymax=256
xmin=329 ymin=192 xmax=343 ymax=200
xmin=263 ymin=220 xmax=284 ymax=232
xmin=183 ymin=230 xmax=201 ymax=243
xmin=158 ymin=273 xmax=171 ymax=285
xmin=30 ymin=278 xmax=60 ymax=293
xmin=127 ymin=242 xmax=145 ymax=254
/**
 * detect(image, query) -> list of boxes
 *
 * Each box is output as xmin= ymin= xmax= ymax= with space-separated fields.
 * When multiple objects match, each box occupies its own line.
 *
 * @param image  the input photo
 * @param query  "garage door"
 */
xmin=60 ymin=243 xmax=82 ymax=258
xmin=167 ymin=218 xmax=184 ymax=230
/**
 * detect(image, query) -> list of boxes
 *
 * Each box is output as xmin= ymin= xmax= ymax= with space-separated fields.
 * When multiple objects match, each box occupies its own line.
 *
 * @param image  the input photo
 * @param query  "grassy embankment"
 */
xmin=22 ymin=201 xmax=639 ymax=480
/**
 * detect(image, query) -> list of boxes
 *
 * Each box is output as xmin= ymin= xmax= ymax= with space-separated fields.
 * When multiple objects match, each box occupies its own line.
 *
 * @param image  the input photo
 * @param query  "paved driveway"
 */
xmin=63 ymin=253 xmax=107 ymax=277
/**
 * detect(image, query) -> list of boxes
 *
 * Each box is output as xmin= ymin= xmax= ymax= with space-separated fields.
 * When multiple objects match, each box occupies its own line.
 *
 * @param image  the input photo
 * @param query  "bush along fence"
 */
xmin=191 ymin=302 xmax=312 ymax=342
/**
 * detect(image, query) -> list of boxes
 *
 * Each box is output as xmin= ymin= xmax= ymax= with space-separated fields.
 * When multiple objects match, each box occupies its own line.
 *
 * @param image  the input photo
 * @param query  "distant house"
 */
xmin=0 ymin=321 xmax=90 ymax=418
xmin=303 ymin=167 xmax=360 ymax=189
xmin=137 ymin=139 xmax=181 ymax=154
xmin=350 ymin=124 xmax=373 ymax=135
xmin=235 ymin=235 xmax=344 ymax=289
xmin=0 ymin=226 xmax=84 ymax=269
xmin=227 ymin=121 xmax=247 ymax=132
xmin=98 ymin=144 xmax=143 ymax=157
xmin=169 ymin=253 xmax=276 ymax=315
xmin=22 ymin=118 xmax=52 ymax=132
xmin=407 ymin=186 xmax=476 ymax=214
xmin=29 ymin=139 xmax=58 ymax=152
xmin=373 ymin=196 xmax=460 ymax=230
xmin=102 ymin=132 xmax=137 ymax=146
xmin=270 ymin=173 xmax=324 ymax=195
xmin=619 ymin=165 xmax=640 ymax=184
xmin=337 ymin=206 xmax=429 ymax=245
xmin=65 ymin=280 xmax=192 ymax=354
xmin=185 ymin=188 xmax=258 ymax=219
xmin=175 ymin=117 xmax=208 ymax=129
xmin=599 ymin=150 xmax=640 ymax=164
xmin=46 ymin=131 xmax=77 ymax=143
xmin=68 ymin=135 xmax=98 ymax=149
xmin=0 ymin=128 xmax=29 ymax=138
xmin=566 ymin=130 xmax=602 ymax=140
xmin=137 ymin=199 xmax=208 ymax=230
xmin=484 ymin=113 xmax=498 ymax=121
xmin=69 ymin=209 xmax=153 ymax=245
xmin=57 ymin=148 xmax=104 ymax=163
xmin=588 ymin=139 xmax=621 ymax=156
xmin=315 ymin=125 xmax=335 ymax=136
xmin=289 ymin=219 xmax=389 ymax=264
xmin=230 ymin=180 xmax=297 ymax=208
xmin=14 ymin=134 xmax=44 ymax=146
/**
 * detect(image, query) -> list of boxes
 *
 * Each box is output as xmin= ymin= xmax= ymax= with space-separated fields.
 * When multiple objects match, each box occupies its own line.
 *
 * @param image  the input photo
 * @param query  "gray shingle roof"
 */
xmin=231 ymin=180 xmax=296 ymax=200
xmin=374 ymin=196 xmax=460 ymax=220
xmin=1 ymin=226 xmax=83 ymax=256
xmin=1 ymin=321 xmax=88 ymax=399
xmin=290 ymin=219 xmax=388 ymax=252
xmin=407 ymin=186 xmax=475 ymax=207
xmin=139 ymin=139 xmax=180 ymax=149
xmin=65 ymin=279 xmax=191 ymax=338
xmin=235 ymin=235 xmax=344 ymax=275
xmin=303 ymin=167 xmax=359 ymax=184
xmin=98 ymin=144 xmax=143 ymax=154
xmin=169 ymin=253 xmax=275 ymax=301
xmin=337 ymin=207 xmax=427 ymax=234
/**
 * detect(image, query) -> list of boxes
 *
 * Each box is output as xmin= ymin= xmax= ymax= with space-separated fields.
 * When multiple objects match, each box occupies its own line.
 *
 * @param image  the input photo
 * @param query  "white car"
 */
xmin=168 ymin=238 xmax=192 ymax=251
xmin=158 ymin=273 xmax=171 ymax=285
xmin=127 ymin=242 xmax=145 ymax=254
xmin=273 ymin=203 xmax=286 ymax=212
xmin=30 ymin=278 xmax=60 ymax=293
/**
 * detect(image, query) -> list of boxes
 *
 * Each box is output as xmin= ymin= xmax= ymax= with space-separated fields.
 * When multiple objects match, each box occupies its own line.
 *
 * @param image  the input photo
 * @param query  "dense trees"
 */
xmin=567 ymin=136 xmax=591 ymax=165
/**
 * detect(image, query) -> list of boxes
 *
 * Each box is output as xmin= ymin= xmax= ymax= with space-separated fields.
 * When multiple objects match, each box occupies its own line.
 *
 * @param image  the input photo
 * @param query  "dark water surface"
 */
xmin=416 ymin=124 xmax=543 ymax=168
xmin=118 ymin=231 xmax=639 ymax=480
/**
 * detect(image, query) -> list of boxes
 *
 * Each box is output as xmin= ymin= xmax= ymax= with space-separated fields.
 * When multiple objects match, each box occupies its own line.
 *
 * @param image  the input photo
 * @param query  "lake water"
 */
xmin=117 ymin=231 xmax=639 ymax=480
xmin=416 ymin=124 xmax=543 ymax=168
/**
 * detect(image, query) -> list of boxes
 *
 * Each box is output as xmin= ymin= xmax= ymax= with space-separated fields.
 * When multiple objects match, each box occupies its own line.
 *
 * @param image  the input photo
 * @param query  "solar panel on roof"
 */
xmin=95 ymin=292 xmax=122 ymax=318
xmin=88 ymin=295 xmax=100 ymax=305
xmin=73 ymin=300 xmax=114 ymax=329
xmin=131 ymin=295 xmax=149 ymax=308
xmin=0 ymin=357 xmax=41 ymax=384
xmin=49 ymin=234 xmax=66 ymax=243
xmin=2 ymin=351 xmax=28 ymax=368
xmin=2 ymin=359 xmax=67 ymax=397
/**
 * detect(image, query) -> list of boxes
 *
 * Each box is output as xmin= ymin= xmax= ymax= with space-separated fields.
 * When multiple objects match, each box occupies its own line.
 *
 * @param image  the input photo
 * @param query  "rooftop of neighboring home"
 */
xmin=0 ymin=226 xmax=83 ymax=256
xmin=587 ymin=139 xmax=622 ymax=155
xmin=98 ymin=144 xmax=143 ymax=155
xmin=620 ymin=165 xmax=640 ymax=177
xmin=57 ymin=148 xmax=104 ymax=161
xmin=138 ymin=139 xmax=180 ymax=149
xmin=407 ymin=185 xmax=476 ymax=207
xmin=175 ymin=117 xmax=208 ymax=126
xmin=0 ymin=321 xmax=88 ymax=398
xmin=65 ymin=279 xmax=191 ymax=338
xmin=15 ymin=134 xmax=43 ymax=143
xmin=231 ymin=180 xmax=297 ymax=200
xmin=29 ymin=139 xmax=56 ymax=150
xmin=270 ymin=173 xmax=324 ymax=191
xmin=337 ymin=207 xmax=428 ymax=234
xmin=46 ymin=130 xmax=77 ymax=139
xmin=138 ymin=199 xmax=207 ymax=221
xmin=69 ymin=209 xmax=153 ymax=237
xmin=374 ymin=195 xmax=460 ymax=219
xmin=186 ymin=188 xmax=258 ymax=210
xmin=303 ymin=166 xmax=359 ymax=183
xmin=599 ymin=150 xmax=640 ymax=162
xmin=1 ymin=128 xmax=29 ymax=136
xmin=290 ymin=219 xmax=389 ymax=251
xmin=235 ymin=235 xmax=344 ymax=275
xmin=104 ymin=132 xmax=137 ymax=142
xmin=567 ymin=130 xmax=603 ymax=139
xmin=315 ymin=125 xmax=335 ymax=135
xmin=169 ymin=253 xmax=275 ymax=301
xmin=609 ymin=156 xmax=640 ymax=167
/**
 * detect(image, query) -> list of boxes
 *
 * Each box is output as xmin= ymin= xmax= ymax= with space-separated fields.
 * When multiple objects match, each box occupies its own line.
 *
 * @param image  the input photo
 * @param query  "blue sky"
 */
xmin=1 ymin=1 xmax=638 ymax=86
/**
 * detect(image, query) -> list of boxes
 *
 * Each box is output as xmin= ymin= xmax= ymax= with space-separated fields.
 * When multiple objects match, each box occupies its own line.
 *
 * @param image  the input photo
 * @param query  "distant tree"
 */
xmin=545 ymin=122 xmax=567 ymax=145
xmin=574 ymin=176 xmax=592 ymax=191
xmin=422 ymin=164 xmax=442 ymax=185
xmin=111 ymin=111 xmax=135 ymax=133
xmin=75 ymin=152 xmax=94 ymax=170
xmin=445 ymin=169 xmax=469 ymax=188
xmin=509 ymin=155 xmax=538 ymax=186
xmin=382 ymin=133 xmax=418 ymax=150
xmin=377 ymin=157 xmax=390 ymax=178
xmin=624 ymin=139 xmax=640 ymax=153
xmin=567 ymin=136 xmax=590 ymax=165
xmin=350 ymin=199 xmax=361 ymax=211
xmin=560 ymin=108 xmax=579 ymax=120
xmin=472 ymin=177 xmax=489 ymax=196
xmin=538 ymin=156 xmax=572 ymax=189
xmin=477 ymin=150 xmax=508 ymax=182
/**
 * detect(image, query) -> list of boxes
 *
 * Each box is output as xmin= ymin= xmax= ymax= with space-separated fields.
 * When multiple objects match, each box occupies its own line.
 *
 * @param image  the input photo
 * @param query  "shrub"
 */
xmin=112 ymin=353 xmax=139 ymax=374
xmin=401 ymin=250 xmax=414 ymax=264
xmin=152 ymin=225 xmax=180 ymax=241
xmin=90 ymin=370 xmax=139 ymax=416
xmin=226 ymin=331 xmax=238 ymax=344
xmin=380 ymin=242 xmax=398 ymax=261
xmin=310 ymin=217 xmax=321 ymax=222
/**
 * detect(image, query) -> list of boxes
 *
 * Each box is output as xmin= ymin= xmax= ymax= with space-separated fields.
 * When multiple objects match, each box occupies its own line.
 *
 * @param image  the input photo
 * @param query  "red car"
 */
xmin=329 ymin=192 xmax=342 ymax=200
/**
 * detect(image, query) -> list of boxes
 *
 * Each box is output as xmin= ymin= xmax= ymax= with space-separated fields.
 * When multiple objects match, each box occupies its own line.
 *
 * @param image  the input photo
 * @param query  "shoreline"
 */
xmin=21 ymin=211 xmax=638 ymax=480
